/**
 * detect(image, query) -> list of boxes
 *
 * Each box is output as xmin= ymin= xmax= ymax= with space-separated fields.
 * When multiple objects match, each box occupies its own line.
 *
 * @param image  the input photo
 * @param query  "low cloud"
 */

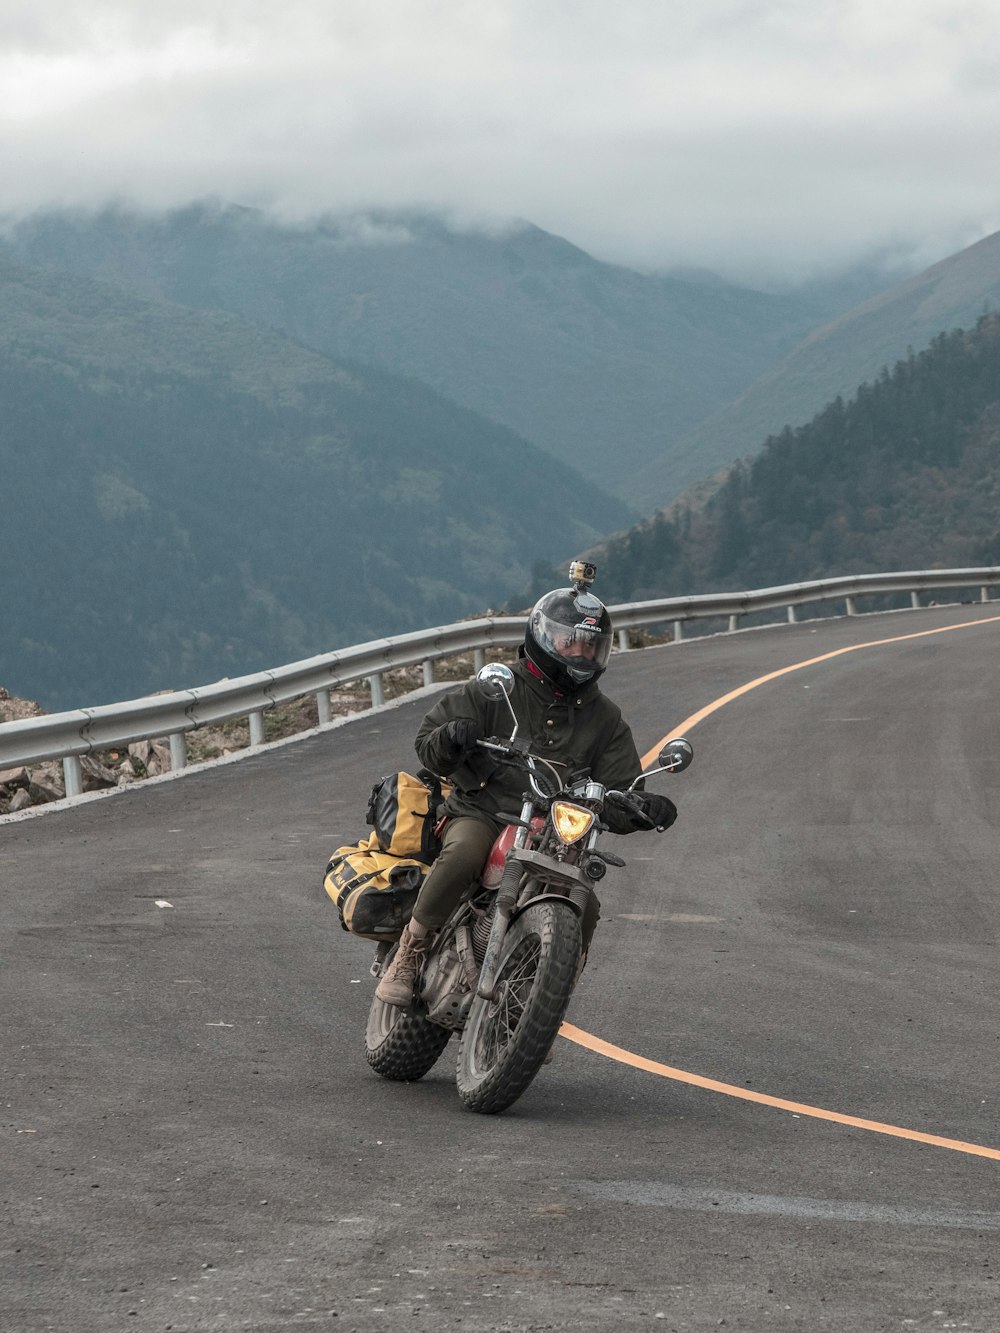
xmin=2 ymin=0 xmax=999 ymax=281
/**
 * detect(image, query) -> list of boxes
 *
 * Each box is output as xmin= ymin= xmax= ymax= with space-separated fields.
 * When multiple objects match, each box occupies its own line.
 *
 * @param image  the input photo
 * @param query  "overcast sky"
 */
xmin=2 ymin=0 xmax=999 ymax=283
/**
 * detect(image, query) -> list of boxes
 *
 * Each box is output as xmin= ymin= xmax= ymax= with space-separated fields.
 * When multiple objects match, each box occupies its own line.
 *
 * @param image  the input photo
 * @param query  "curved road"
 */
xmin=4 ymin=603 xmax=1000 ymax=1332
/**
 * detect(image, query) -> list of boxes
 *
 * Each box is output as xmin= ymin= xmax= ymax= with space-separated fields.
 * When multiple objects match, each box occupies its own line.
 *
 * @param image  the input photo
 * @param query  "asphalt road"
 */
xmin=4 ymin=603 xmax=1000 ymax=1333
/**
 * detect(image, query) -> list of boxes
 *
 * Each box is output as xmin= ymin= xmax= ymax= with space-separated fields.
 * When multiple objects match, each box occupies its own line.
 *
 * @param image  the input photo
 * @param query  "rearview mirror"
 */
xmin=658 ymin=737 xmax=694 ymax=773
xmin=476 ymin=662 xmax=515 ymax=701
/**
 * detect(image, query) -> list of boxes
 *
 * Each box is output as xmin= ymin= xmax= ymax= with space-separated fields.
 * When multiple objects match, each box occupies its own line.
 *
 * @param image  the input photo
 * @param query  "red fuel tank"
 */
xmin=481 ymin=818 xmax=543 ymax=887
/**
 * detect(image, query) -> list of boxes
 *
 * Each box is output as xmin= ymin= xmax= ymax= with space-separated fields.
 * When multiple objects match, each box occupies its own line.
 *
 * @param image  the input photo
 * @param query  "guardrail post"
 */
xmin=617 ymin=628 xmax=631 ymax=652
xmin=423 ymin=659 xmax=436 ymax=686
xmin=474 ymin=648 xmax=486 ymax=672
xmin=845 ymin=596 xmax=857 ymax=616
xmin=63 ymin=756 xmax=83 ymax=798
xmin=673 ymin=620 xmax=684 ymax=642
xmin=316 ymin=689 xmax=332 ymax=725
xmin=982 ymin=586 xmax=991 ymax=603
xmin=787 ymin=605 xmax=798 ymax=624
xmin=169 ymin=734 xmax=187 ymax=771
xmin=249 ymin=711 xmax=265 ymax=746
xmin=728 ymin=614 xmax=739 ymax=633
xmin=368 ymin=674 xmax=384 ymax=707
xmin=911 ymin=591 xmax=921 ymax=609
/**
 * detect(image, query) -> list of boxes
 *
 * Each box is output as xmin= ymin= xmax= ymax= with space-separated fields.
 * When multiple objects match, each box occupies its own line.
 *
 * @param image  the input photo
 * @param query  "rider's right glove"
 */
xmin=440 ymin=718 xmax=484 ymax=762
xmin=633 ymin=792 xmax=678 ymax=831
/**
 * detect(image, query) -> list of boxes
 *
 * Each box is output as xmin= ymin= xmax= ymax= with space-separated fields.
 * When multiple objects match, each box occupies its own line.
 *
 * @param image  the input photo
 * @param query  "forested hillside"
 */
xmin=0 ymin=259 xmax=630 ymax=709
xmin=585 ymin=316 xmax=1000 ymax=603
xmin=0 ymin=204 xmax=886 ymax=506
xmin=638 ymin=230 xmax=1000 ymax=501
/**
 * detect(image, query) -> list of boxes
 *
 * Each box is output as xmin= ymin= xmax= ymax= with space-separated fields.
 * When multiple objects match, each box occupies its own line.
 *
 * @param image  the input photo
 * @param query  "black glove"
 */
xmin=633 ymin=791 xmax=678 ymax=831
xmin=441 ymin=718 xmax=483 ymax=761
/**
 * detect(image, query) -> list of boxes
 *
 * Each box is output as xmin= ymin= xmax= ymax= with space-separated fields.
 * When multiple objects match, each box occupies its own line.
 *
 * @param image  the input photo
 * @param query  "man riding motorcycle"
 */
xmin=375 ymin=582 xmax=678 ymax=1008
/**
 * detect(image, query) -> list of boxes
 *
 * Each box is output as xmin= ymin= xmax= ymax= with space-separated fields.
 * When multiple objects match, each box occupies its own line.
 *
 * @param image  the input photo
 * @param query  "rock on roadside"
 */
xmin=0 ymin=688 xmax=64 ymax=812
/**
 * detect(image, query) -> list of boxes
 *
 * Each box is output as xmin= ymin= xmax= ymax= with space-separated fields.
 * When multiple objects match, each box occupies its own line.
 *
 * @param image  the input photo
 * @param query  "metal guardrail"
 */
xmin=2 ymin=567 xmax=998 ymax=801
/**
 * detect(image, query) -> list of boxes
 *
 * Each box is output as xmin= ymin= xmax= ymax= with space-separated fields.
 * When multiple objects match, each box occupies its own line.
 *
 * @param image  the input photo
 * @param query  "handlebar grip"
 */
xmin=606 ymin=788 xmax=640 ymax=810
xmin=606 ymin=789 xmax=657 ymax=829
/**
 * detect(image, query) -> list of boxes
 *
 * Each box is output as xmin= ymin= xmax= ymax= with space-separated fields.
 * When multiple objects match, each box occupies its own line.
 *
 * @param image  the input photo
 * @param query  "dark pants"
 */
xmin=412 ymin=816 xmax=601 ymax=950
xmin=412 ymin=817 xmax=497 ymax=930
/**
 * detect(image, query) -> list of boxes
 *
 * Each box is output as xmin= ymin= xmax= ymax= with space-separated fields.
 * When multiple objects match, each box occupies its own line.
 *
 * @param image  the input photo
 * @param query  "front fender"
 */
xmin=511 ymin=889 xmax=586 ymax=923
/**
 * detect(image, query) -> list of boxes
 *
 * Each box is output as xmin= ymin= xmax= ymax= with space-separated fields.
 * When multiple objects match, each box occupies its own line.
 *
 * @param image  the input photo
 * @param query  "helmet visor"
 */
xmin=533 ymin=605 xmax=612 ymax=682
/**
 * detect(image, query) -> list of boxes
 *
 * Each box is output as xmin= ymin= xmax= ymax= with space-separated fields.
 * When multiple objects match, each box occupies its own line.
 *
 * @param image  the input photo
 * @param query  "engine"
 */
xmin=418 ymin=940 xmax=472 ymax=1030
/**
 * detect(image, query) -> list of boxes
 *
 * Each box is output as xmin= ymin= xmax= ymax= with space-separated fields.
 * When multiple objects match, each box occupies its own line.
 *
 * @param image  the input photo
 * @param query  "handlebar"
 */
xmin=475 ymin=737 xmax=681 ymax=826
xmin=604 ymin=788 xmax=657 ymax=829
xmin=475 ymin=738 xmax=510 ymax=755
xmin=475 ymin=736 xmax=564 ymax=801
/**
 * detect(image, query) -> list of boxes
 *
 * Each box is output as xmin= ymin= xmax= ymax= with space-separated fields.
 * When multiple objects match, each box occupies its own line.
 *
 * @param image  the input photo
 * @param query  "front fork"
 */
xmin=475 ymin=857 xmax=522 ymax=1001
xmin=476 ymin=859 xmax=593 ymax=1001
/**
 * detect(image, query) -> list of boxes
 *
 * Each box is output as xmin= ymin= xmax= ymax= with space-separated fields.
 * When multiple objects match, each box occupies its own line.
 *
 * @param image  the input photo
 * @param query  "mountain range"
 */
xmin=0 ymin=256 xmax=629 ymax=708
xmin=591 ymin=315 xmax=1000 ymax=605
xmin=0 ymin=203 xmax=902 ymax=507
xmin=3 ymin=202 xmax=1000 ymax=709
xmin=639 ymin=230 xmax=1000 ymax=501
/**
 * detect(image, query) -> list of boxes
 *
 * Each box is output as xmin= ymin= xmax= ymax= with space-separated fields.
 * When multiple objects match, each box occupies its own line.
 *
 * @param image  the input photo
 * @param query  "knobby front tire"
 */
xmin=455 ymin=899 xmax=582 ymax=1114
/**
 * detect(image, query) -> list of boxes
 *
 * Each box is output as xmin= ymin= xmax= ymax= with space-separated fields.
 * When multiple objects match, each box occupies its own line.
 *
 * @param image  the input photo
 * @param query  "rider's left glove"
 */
xmin=634 ymin=792 xmax=678 ymax=831
xmin=441 ymin=718 xmax=483 ymax=762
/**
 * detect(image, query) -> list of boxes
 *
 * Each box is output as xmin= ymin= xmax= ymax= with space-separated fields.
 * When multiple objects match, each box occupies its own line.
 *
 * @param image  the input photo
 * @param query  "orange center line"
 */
xmin=639 ymin=612 xmax=1000 ymax=768
xmin=569 ymin=611 xmax=1000 ymax=1160
xmin=559 ymin=1024 xmax=1000 ymax=1161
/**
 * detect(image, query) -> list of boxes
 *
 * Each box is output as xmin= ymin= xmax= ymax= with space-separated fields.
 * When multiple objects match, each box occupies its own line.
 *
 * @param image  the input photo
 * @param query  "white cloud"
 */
xmin=2 ymin=0 xmax=999 ymax=280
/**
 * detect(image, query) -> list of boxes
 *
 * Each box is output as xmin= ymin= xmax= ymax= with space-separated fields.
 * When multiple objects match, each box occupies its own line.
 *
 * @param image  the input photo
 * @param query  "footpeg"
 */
xmin=369 ymin=941 xmax=391 ymax=978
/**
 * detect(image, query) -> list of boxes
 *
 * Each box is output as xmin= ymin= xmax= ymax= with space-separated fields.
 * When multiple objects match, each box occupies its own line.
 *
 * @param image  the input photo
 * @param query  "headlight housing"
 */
xmin=552 ymin=801 xmax=595 ymax=845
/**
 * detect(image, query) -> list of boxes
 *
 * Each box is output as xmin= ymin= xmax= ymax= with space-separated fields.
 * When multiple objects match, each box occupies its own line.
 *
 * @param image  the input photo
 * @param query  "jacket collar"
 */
xmin=513 ymin=654 xmax=600 ymax=708
xmin=524 ymin=658 xmax=559 ymax=694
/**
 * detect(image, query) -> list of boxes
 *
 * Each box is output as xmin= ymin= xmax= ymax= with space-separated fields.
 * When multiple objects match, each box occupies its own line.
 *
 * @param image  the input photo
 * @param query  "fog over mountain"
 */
xmin=5 ymin=1 xmax=1000 ymax=713
xmin=2 ymin=1 xmax=998 ymax=284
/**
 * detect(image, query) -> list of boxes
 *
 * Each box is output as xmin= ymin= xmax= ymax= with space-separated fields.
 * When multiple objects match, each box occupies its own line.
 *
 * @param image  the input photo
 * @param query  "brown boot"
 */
xmin=375 ymin=924 xmax=432 ymax=1008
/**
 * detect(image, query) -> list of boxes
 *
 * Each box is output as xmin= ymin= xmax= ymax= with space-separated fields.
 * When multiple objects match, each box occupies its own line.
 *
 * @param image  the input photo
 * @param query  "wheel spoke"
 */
xmin=473 ymin=935 xmax=541 ymax=1074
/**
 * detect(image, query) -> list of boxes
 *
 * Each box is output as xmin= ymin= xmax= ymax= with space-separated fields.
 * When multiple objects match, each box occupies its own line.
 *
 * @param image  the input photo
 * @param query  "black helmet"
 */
xmin=524 ymin=587 xmax=613 ymax=692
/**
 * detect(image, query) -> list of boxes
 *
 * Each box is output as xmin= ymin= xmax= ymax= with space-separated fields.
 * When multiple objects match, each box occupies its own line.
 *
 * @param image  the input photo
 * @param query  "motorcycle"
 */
xmin=364 ymin=661 xmax=693 ymax=1114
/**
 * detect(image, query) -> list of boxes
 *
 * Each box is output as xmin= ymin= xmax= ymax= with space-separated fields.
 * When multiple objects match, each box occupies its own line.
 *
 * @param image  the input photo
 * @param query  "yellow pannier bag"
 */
xmin=366 ymin=769 xmax=452 ymax=862
xmin=324 ymin=831 xmax=429 ymax=941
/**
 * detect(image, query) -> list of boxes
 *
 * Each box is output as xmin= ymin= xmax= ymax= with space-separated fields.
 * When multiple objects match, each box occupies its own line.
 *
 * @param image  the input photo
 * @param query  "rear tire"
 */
xmin=365 ymin=995 xmax=452 ymax=1081
xmin=455 ymin=900 xmax=581 ymax=1114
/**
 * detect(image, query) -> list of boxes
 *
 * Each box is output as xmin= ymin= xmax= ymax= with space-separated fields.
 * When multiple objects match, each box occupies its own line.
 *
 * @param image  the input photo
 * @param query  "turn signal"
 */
xmin=552 ymin=802 xmax=595 ymax=845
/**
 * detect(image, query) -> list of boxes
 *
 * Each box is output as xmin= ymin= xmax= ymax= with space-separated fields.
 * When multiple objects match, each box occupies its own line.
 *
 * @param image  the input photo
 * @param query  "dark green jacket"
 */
xmin=415 ymin=656 xmax=643 ymax=835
